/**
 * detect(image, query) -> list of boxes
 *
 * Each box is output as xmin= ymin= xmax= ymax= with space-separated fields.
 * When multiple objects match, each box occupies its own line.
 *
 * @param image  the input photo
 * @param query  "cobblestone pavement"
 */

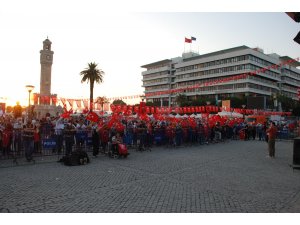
xmin=0 ymin=140 xmax=299 ymax=213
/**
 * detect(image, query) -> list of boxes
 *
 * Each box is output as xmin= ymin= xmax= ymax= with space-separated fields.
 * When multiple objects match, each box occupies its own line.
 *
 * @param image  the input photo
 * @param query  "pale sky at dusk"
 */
xmin=0 ymin=0 xmax=299 ymax=106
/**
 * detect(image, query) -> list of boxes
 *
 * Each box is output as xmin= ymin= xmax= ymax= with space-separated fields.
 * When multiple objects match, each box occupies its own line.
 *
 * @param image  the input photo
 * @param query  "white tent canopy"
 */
xmin=195 ymin=114 xmax=202 ymax=118
xmin=218 ymin=111 xmax=243 ymax=118
xmin=175 ymin=114 xmax=182 ymax=118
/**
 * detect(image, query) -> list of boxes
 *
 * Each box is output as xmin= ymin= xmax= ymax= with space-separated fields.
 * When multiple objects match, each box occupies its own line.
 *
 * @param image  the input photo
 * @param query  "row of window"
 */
xmin=176 ymin=63 xmax=280 ymax=81
xmin=281 ymin=84 xmax=298 ymax=92
xmin=282 ymin=91 xmax=298 ymax=99
xmin=143 ymin=78 xmax=169 ymax=86
xmin=174 ymin=80 xmax=278 ymax=94
xmin=146 ymin=63 xmax=170 ymax=71
xmin=183 ymin=83 xmax=247 ymax=93
xmin=143 ymin=70 xmax=170 ymax=80
xmin=281 ymin=76 xmax=300 ymax=86
xmin=283 ymin=69 xmax=300 ymax=80
xmin=177 ymin=54 xmax=279 ymax=72
xmin=249 ymin=55 xmax=279 ymax=69
xmin=177 ymin=55 xmax=249 ymax=72
xmin=248 ymin=75 xmax=277 ymax=86
xmin=176 ymin=75 xmax=246 ymax=88
xmin=145 ymin=84 xmax=169 ymax=91
xmin=248 ymin=84 xmax=274 ymax=93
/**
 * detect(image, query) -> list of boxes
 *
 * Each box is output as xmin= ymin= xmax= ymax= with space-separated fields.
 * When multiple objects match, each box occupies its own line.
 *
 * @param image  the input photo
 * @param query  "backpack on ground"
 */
xmin=59 ymin=151 xmax=90 ymax=166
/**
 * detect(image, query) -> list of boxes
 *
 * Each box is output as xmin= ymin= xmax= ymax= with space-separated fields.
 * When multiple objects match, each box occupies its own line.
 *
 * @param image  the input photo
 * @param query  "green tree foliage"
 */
xmin=175 ymin=94 xmax=188 ymax=107
xmin=112 ymin=99 xmax=126 ymax=105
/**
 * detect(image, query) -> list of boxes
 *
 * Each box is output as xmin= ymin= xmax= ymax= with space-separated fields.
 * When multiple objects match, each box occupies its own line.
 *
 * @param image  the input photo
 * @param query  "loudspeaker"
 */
xmin=294 ymin=31 xmax=300 ymax=45
xmin=294 ymin=12 xmax=300 ymax=22
xmin=293 ymin=138 xmax=300 ymax=165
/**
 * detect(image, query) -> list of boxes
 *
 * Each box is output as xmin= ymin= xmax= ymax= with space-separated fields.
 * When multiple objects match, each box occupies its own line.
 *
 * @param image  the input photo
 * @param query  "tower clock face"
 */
xmin=46 ymin=55 xmax=50 ymax=60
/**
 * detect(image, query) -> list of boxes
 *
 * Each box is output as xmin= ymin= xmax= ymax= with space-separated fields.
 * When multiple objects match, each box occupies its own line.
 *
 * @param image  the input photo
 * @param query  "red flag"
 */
xmin=52 ymin=96 xmax=57 ymax=105
xmin=60 ymin=111 xmax=71 ymax=119
xmin=33 ymin=93 xmax=39 ymax=105
xmin=185 ymin=37 xmax=192 ymax=43
xmin=86 ymin=111 xmax=99 ymax=122
xmin=82 ymin=107 xmax=89 ymax=114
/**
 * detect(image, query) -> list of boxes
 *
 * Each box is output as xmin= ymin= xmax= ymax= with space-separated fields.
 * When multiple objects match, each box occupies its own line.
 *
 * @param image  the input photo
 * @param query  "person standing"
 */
xmin=63 ymin=121 xmax=76 ymax=156
xmin=75 ymin=119 xmax=87 ymax=150
xmin=33 ymin=124 xmax=41 ymax=154
xmin=91 ymin=122 xmax=100 ymax=157
xmin=54 ymin=118 xmax=64 ymax=154
xmin=22 ymin=119 xmax=35 ymax=162
xmin=266 ymin=122 xmax=278 ymax=158
xmin=100 ymin=126 xmax=109 ymax=154
xmin=13 ymin=118 xmax=23 ymax=154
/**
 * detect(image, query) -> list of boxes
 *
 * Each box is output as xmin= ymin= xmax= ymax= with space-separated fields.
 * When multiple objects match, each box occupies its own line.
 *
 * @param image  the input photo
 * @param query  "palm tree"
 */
xmin=80 ymin=62 xmax=105 ymax=111
xmin=96 ymin=96 xmax=109 ymax=114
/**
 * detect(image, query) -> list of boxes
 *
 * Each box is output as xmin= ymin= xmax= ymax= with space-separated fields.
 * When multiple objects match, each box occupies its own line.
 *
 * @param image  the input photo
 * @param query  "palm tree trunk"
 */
xmin=90 ymin=81 xmax=94 ymax=112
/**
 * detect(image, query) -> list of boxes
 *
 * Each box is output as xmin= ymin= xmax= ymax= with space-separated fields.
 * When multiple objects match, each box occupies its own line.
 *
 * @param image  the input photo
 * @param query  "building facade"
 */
xmin=141 ymin=46 xmax=300 ymax=108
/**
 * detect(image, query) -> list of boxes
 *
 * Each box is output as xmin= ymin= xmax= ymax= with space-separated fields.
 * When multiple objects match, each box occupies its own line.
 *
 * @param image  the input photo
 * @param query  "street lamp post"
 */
xmin=25 ymin=85 xmax=34 ymax=118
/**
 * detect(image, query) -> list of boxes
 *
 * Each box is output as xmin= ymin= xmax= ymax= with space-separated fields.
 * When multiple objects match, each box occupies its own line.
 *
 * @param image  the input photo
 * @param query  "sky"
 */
xmin=0 ymin=0 xmax=300 ymax=107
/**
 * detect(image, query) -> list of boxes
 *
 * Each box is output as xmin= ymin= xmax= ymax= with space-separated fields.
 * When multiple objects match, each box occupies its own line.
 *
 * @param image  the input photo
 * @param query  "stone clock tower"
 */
xmin=40 ymin=38 xmax=54 ymax=97
xmin=33 ymin=38 xmax=62 ymax=118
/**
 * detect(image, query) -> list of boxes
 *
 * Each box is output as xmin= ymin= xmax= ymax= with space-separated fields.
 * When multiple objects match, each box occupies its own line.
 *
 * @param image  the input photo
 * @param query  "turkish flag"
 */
xmin=86 ymin=111 xmax=99 ymax=122
xmin=185 ymin=37 xmax=192 ymax=43
xmin=60 ymin=112 xmax=71 ymax=119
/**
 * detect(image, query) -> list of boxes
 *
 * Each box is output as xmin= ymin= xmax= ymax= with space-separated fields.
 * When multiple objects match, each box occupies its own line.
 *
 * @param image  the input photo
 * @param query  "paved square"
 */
xmin=0 ymin=140 xmax=299 ymax=213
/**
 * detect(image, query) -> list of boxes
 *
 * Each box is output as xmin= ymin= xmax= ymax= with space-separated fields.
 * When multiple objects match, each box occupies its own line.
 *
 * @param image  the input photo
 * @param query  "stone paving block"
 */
xmin=0 ymin=140 xmax=299 ymax=212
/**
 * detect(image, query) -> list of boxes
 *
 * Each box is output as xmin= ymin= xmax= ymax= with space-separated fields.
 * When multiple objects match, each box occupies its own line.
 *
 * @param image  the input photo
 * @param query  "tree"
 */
xmin=228 ymin=96 xmax=246 ymax=108
xmin=80 ymin=62 xmax=105 ymax=111
xmin=175 ymin=94 xmax=188 ymax=107
xmin=96 ymin=96 xmax=109 ymax=113
xmin=112 ymin=99 xmax=126 ymax=105
xmin=277 ymin=94 xmax=296 ymax=112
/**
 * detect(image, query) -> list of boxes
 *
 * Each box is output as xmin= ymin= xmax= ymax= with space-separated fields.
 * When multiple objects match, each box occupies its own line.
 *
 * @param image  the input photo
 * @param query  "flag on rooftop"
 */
xmin=191 ymin=36 xmax=196 ymax=41
xmin=185 ymin=37 xmax=192 ymax=43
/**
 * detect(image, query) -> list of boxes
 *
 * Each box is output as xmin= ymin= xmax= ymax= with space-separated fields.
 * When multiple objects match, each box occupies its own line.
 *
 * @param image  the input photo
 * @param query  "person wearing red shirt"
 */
xmin=266 ymin=122 xmax=278 ymax=158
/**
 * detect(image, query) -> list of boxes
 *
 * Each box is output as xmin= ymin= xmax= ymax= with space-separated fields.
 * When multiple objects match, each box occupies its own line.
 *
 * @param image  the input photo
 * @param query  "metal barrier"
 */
xmin=277 ymin=128 xmax=299 ymax=140
xmin=1 ymin=125 xmax=299 ymax=167
xmin=0 ymin=129 xmax=95 ymax=166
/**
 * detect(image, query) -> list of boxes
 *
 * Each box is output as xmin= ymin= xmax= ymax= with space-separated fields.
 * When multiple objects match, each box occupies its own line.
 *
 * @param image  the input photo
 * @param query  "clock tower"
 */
xmin=40 ymin=38 xmax=54 ymax=97
xmin=33 ymin=38 xmax=62 ymax=118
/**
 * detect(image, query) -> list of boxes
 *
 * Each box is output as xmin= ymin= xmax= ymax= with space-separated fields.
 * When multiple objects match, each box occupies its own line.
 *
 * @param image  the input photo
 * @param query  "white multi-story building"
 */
xmin=141 ymin=45 xmax=300 ymax=107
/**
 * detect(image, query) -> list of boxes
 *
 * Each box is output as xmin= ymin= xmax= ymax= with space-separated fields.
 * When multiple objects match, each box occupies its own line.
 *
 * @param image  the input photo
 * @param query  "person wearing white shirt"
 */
xmin=55 ymin=118 xmax=64 ymax=153
xmin=75 ymin=120 xmax=87 ymax=150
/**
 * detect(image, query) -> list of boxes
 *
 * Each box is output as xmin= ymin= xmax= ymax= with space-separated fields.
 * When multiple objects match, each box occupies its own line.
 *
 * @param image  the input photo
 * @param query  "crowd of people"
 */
xmin=0 ymin=112 xmax=299 ymax=162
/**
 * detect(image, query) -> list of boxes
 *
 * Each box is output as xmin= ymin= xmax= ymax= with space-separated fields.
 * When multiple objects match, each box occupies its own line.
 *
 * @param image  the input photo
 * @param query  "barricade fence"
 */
xmin=1 ymin=126 xmax=299 ymax=166
xmin=0 ymin=129 xmax=95 ymax=164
